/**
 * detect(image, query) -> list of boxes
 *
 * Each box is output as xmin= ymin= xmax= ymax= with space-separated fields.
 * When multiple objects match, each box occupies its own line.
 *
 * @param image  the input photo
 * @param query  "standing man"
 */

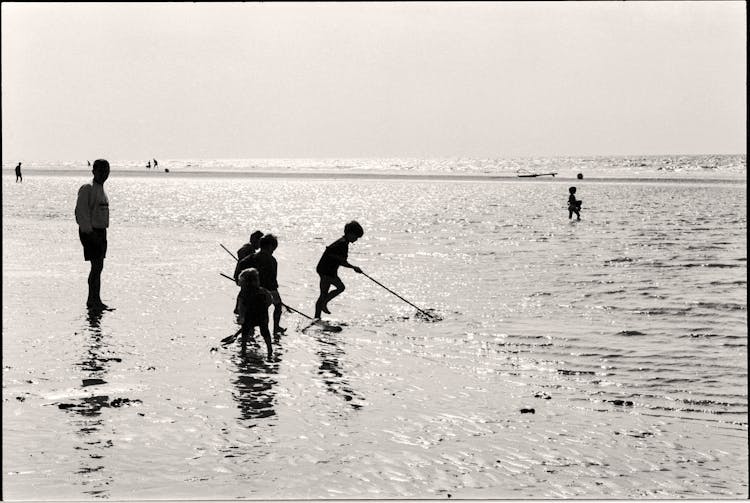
xmin=75 ymin=159 xmax=112 ymax=310
xmin=15 ymin=162 xmax=22 ymax=182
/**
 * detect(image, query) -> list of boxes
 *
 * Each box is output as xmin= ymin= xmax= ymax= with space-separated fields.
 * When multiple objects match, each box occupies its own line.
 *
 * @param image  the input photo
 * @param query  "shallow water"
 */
xmin=2 ymin=172 xmax=747 ymax=499
xmin=4 ymin=153 xmax=747 ymax=179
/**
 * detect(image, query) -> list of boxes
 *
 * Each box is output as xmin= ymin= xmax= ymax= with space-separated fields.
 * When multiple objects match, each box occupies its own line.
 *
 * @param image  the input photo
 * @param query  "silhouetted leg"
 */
xmin=240 ymin=331 xmax=248 ymax=354
xmin=322 ymin=276 xmax=346 ymax=314
xmin=273 ymin=302 xmax=285 ymax=334
xmin=241 ymin=323 xmax=256 ymax=346
xmin=315 ymin=276 xmax=332 ymax=318
xmin=87 ymin=257 xmax=104 ymax=308
xmin=260 ymin=325 xmax=272 ymax=361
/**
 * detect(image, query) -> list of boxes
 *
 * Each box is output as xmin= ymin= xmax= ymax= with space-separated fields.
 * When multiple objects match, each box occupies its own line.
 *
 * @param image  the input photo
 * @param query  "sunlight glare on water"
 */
xmin=2 ymin=170 xmax=747 ymax=499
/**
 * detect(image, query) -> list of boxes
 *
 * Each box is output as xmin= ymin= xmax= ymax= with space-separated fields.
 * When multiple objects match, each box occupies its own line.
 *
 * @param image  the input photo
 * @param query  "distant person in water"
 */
xmin=153 ymin=159 xmax=158 ymax=169
xmin=15 ymin=162 xmax=22 ymax=182
xmin=568 ymin=186 xmax=582 ymax=221
xmin=146 ymin=160 xmax=151 ymax=169
xmin=236 ymin=268 xmax=273 ymax=361
xmin=88 ymin=160 xmax=91 ymax=167
xmin=75 ymin=159 xmax=111 ymax=310
xmin=237 ymin=230 xmax=264 ymax=262
xmin=314 ymin=221 xmax=364 ymax=319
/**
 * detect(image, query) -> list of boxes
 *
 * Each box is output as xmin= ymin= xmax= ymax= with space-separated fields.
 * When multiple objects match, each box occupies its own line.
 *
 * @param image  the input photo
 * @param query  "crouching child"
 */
xmin=236 ymin=268 xmax=274 ymax=361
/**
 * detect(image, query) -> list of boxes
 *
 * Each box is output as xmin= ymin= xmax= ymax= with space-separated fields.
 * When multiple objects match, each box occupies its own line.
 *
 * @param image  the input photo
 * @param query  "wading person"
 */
xmin=15 ymin=162 xmax=22 ymax=182
xmin=75 ymin=159 xmax=111 ymax=310
xmin=314 ymin=221 xmax=364 ymax=319
xmin=253 ymin=234 xmax=286 ymax=335
xmin=568 ymin=186 xmax=582 ymax=221
xmin=236 ymin=268 xmax=273 ymax=361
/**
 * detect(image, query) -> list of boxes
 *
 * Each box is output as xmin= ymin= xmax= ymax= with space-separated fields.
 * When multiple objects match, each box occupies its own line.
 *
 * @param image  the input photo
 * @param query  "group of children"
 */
xmin=232 ymin=221 xmax=365 ymax=360
xmin=232 ymin=188 xmax=579 ymax=360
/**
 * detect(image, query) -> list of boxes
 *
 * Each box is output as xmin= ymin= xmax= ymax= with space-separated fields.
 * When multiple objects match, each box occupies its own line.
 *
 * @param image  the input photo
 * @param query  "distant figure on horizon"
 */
xmin=15 ymin=162 xmax=22 ymax=182
xmin=314 ymin=221 xmax=364 ymax=319
xmin=146 ymin=160 xmax=151 ymax=169
xmin=236 ymin=268 xmax=273 ymax=361
xmin=237 ymin=230 xmax=264 ymax=262
xmin=88 ymin=160 xmax=91 ymax=167
xmin=75 ymin=159 xmax=112 ymax=310
xmin=153 ymin=159 xmax=158 ymax=169
xmin=568 ymin=186 xmax=582 ymax=221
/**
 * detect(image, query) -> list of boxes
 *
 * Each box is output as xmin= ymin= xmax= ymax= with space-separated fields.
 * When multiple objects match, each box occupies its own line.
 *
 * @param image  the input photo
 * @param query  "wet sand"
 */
xmin=2 ymin=173 xmax=747 ymax=499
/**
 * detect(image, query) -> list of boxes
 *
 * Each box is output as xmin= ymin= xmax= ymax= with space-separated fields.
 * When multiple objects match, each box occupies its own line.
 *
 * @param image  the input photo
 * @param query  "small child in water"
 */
xmin=236 ymin=268 xmax=273 ymax=360
xmin=568 ymin=186 xmax=582 ymax=220
xmin=314 ymin=221 xmax=364 ymax=318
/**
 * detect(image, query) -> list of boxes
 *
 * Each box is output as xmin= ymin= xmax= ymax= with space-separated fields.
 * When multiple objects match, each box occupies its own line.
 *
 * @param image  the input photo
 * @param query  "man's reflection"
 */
xmin=316 ymin=335 xmax=364 ymax=410
xmin=58 ymin=309 xmax=117 ymax=497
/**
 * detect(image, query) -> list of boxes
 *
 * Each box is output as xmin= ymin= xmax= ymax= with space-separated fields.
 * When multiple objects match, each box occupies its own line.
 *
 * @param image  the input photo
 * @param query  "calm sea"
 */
xmin=2 ymin=156 xmax=747 ymax=499
xmin=3 ymin=154 xmax=747 ymax=179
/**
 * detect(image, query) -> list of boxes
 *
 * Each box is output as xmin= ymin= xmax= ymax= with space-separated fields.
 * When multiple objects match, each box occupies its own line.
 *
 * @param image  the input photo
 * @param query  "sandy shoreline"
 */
xmin=3 ymin=168 xmax=745 ymax=184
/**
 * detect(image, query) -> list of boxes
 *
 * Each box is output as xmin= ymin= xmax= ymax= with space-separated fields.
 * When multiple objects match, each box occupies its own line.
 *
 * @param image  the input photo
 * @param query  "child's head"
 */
xmin=569 ymin=186 xmax=576 ymax=194
xmin=92 ymin=159 xmax=110 ymax=184
xmin=249 ymin=230 xmax=264 ymax=247
xmin=344 ymin=220 xmax=364 ymax=242
xmin=238 ymin=268 xmax=260 ymax=288
xmin=260 ymin=233 xmax=278 ymax=252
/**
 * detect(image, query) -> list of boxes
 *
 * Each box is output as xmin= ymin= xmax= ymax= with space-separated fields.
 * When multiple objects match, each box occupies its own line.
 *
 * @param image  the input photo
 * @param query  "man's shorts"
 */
xmin=79 ymin=228 xmax=107 ymax=261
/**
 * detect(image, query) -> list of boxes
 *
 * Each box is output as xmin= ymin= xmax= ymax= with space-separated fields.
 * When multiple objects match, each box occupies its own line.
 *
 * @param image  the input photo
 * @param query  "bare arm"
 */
xmin=75 ymin=185 xmax=93 ymax=233
xmin=327 ymin=254 xmax=361 ymax=272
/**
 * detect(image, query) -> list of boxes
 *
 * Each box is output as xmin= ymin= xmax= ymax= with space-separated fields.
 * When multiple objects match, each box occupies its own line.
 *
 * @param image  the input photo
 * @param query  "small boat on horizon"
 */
xmin=516 ymin=169 xmax=557 ymax=178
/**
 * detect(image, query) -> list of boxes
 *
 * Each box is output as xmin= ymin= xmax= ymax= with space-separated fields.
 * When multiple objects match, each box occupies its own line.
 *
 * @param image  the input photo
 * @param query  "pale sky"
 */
xmin=1 ymin=2 xmax=746 ymax=160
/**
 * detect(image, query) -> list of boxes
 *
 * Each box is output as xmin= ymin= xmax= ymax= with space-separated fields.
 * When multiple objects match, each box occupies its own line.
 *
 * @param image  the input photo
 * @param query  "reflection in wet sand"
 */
xmin=58 ymin=309 xmax=116 ymax=498
xmin=231 ymin=339 xmax=279 ymax=422
xmin=316 ymin=335 xmax=365 ymax=410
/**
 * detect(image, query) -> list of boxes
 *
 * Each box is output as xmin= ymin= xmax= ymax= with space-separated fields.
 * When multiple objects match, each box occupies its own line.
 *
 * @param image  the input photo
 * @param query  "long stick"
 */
xmin=219 ymin=272 xmax=341 ymax=332
xmin=361 ymin=272 xmax=435 ymax=319
xmin=219 ymin=272 xmax=316 ymax=321
xmin=219 ymin=243 xmax=238 ymax=262
xmin=221 ymin=327 xmax=242 ymax=345
xmin=283 ymin=303 xmax=342 ymax=332
xmin=282 ymin=303 xmax=314 ymax=320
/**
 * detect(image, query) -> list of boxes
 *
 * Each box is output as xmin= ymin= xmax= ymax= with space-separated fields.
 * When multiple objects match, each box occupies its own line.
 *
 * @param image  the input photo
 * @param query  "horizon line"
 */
xmin=3 ymin=153 xmax=747 ymax=163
